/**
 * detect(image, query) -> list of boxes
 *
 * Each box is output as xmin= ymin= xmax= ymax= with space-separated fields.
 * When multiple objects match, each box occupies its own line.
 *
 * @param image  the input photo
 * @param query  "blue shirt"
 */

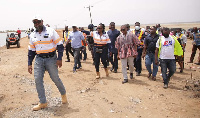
xmin=107 ymin=29 xmax=120 ymax=53
xmin=193 ymin=33 xmax=200 ymax=46
xmin=68 ymin=31 xmax=84 ymax=48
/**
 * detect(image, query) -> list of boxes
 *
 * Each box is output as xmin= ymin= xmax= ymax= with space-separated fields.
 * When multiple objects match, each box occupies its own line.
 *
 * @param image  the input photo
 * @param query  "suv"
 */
xmin=6 ymin=33 xmax=20 ymax=49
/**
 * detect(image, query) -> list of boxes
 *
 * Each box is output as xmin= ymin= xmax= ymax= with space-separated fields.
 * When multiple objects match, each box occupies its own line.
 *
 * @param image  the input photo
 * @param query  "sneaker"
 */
xmin=122 ymin=79 xmax=128 ymax=84
xmin=65 ymin=59 xmax=70 ymax=62
xmin=77 ymin=66 xmax=82 ymax=69
xmin=163 ymin=84 xmax=168 ymax=89
xmin=130 ymin=73 xmax=133 ymax=79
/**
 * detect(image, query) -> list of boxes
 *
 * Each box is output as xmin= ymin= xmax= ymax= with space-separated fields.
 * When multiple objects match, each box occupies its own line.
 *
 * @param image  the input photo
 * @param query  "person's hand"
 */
xmin=142 ymin=54 xmax=145 ymax=60
xmin=109 ymin=52 xmax=112 ymax=57
xmin=117 ymin=55 xmax=120 ymax=60
xmin=28 ymin=65 xmax=32 ymax=74
xmin=56 ymin=60 xmax=62 ymax=68
xmin=155 ymin=59 xmax=159 ymax=65
xmin=134 ymin=55 xmax=137 ymax=58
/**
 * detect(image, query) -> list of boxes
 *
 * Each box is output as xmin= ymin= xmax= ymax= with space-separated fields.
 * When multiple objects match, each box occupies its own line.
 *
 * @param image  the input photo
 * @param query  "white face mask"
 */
xmin=135 ymin=26 xmax=140 ymax=30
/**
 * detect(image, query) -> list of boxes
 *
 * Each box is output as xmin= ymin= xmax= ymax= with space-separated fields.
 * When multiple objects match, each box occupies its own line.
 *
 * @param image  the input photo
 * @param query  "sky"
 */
xmin=0 ymin=0 xmax=200 ymax=31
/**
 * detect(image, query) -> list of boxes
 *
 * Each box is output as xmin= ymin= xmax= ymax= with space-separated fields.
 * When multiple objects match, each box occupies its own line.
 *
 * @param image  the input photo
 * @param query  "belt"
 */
xmin=37 ymin=52 xmax=55 ymax=58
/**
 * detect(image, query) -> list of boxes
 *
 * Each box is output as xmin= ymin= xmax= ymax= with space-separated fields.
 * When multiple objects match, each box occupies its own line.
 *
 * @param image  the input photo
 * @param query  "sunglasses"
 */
xmin=121 ymin=29 xmax=126 ymax=31
xmin=33 ymin=20 xmax=42 ymax=24
xmin=97 ymin=27 xmax=102 ymax=29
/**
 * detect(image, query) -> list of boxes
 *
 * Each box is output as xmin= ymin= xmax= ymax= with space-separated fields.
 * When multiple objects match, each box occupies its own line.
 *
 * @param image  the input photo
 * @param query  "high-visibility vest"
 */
xmin=81 ymin=32 xmax=88 ymax=46
xmin=176 ymin=34 xmax=184 ymax=46
xmin=158 ymin=35 xmax=183 ymax=58
xmin=133 ymin=30 xmax=144 ymax=45
xmin=64 ymin=31 xmax=70 ymax=42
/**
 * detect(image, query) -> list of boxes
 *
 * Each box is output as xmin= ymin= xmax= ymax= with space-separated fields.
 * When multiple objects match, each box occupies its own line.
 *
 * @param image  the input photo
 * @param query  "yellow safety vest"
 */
xmin=133 ymin=30 xmax=144 ymax=45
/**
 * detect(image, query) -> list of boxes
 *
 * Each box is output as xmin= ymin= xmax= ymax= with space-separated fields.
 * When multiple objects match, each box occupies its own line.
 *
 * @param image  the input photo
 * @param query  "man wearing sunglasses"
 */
xmin=28 ymin=15 xmax=67 ymax=110
xmin=116 ymin=25 xmax=139 ymax=84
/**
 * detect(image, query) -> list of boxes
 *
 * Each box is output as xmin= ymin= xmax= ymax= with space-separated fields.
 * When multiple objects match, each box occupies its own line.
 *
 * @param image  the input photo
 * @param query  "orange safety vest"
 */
xmin=133 ymin=30 xmax=144 ymax=45
xmin=81 ymin=32 xmax=87 ymax=46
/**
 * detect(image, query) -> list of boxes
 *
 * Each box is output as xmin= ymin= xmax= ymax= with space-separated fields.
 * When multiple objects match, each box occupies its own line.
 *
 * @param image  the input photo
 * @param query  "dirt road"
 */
xmin=0 ymin=29 xmax=200 ymax=118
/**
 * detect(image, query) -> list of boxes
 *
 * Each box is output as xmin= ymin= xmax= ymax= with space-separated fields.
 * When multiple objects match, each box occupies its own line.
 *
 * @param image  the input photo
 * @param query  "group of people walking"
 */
xmin=27 ymin=15 xmax=200 ymax=110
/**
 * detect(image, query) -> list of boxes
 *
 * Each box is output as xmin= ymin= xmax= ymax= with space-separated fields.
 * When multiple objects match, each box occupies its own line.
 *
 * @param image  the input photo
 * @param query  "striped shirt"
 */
xmin=93 ymin=31 xmax=111 ymax=48
xmin=28 ymin=26 xmax=62 ymax=54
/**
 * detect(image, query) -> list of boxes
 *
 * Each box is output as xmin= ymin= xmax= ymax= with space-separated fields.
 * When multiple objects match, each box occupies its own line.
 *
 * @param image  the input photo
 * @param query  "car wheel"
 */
xmin=17 ymin=41 xmax=20 ymax=48
xmin=6 ymin=42 xmax=10 ymax=49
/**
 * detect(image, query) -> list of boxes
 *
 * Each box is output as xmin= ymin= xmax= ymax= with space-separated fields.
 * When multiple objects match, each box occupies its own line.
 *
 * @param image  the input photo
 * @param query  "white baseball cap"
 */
xmin=33 ymin=15 xmax=42 ymax=21
xmin=72 ymin=24 xmax=77 ymax=27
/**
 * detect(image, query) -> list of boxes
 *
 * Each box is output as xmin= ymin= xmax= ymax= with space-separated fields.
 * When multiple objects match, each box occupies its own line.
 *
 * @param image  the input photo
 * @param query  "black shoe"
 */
xmin=65 ymin=59 xmax=70 ymax=62
xmin=114 ymin=68 xmax=117 ymax=73
xmin=136 ymin=72 xmax=140 ymax=76
xmin=73 ymin=67 xmax=76 ymax=73
xmin=130 ymin=73 xmax=133 ymax=79
xmin=195 ymin=63 xmax=200 ymax=65
xmin=163 ymin=84 xmax=168 ymax=89
xmin=122 ymin=79 xmax=128 ymax=84
xmin=77 ymin=66 xmax=82 ymax=69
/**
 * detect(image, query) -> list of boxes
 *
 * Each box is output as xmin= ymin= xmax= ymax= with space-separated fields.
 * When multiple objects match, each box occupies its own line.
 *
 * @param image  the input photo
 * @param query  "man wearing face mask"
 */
xmin=133 ymin=22 xmax=146 ymax=76
xmin=155 ymin=27 xmax=183 ymax=89
xmin=28 ymin=15 xmax=67 ymax=110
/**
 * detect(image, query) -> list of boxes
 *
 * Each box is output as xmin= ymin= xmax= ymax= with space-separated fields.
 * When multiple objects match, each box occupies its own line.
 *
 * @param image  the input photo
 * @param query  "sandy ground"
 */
xmin=0 ymin=24 xmax=200 ymax=118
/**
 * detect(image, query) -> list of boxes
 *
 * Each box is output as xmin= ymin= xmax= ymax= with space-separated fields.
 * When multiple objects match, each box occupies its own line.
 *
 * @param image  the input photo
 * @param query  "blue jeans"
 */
xmin=134 ymin=47 xmax=143 ymax=73
xmin=73 ymin=48 xmax=81 ymax=69
xmin=145 ymin=53 xmax=158 ymax=77
xmin=80 ymin=46 xmax=87 ymax=60
xmin=34 ymin=55 xmax=66 ymax=103
xmin=160 ymin=59 xmax=176 ymax=84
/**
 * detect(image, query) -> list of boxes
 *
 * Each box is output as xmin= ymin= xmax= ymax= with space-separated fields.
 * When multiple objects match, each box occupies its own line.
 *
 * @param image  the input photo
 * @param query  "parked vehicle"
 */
xmin=6 ymin=33 xmax=20 ymax=49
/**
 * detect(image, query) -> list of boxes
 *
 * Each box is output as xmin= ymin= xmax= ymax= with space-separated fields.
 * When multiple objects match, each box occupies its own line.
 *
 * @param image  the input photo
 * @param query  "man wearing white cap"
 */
xmin=66 ymin=24 xmax=85 ymax=73
xmin=28 ymin=15 xmax=67 ymax=111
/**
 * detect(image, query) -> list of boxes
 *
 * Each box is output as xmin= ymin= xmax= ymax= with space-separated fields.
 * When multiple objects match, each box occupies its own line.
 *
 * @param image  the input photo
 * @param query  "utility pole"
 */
xmin=84 ymin=5 xmax=93 ymax=24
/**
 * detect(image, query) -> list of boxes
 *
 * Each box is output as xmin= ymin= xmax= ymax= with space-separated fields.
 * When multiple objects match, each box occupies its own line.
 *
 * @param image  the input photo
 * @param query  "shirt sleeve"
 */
xmin=156 ymin=38 xmax=161 ymax=48
xmin=182 ymin=35 xmax=187 ymax=43
xmin=28 ymin=34 xmax=36 ymax=51
xmin=80 ymin=32 xmax=85 ymax=40
xmin=52 ymin=29 xmax=63 ymax=45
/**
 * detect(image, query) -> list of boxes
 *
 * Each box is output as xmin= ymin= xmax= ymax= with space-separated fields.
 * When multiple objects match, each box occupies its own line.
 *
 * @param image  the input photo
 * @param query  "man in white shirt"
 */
xmin=155 ymin=27 xmax=183 ymax=89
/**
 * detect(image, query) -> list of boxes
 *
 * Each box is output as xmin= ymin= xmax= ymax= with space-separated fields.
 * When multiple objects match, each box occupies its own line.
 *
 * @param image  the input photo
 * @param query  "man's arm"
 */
xmin=155 ymin=48 xmax=159 ymax=65
xmin=142 ymin=44 xmax=147 ymax=59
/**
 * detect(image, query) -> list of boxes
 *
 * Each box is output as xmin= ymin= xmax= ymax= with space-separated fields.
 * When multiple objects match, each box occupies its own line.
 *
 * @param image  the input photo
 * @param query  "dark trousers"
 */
xmin=66 ymin=43 xmax=74 ymax=60
xmin=95 ymin=48 xmax=108 ymax=72
xmin=109 ymin=52 xmax=118 ymax=70
xmin=73 ymin=48 xmax=81 ymax=69
xmin=190 ymin=44 xmax=200 ymax=63
xmin=160 ymin=59 xmax=176 ymax=84
xmin=80 ymin=46 xmax=87 ymax=60
xmin=18 ymin=34 xmax=21 ymax=39
xmin=134 ymin=48 xmax=143 ymax=73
